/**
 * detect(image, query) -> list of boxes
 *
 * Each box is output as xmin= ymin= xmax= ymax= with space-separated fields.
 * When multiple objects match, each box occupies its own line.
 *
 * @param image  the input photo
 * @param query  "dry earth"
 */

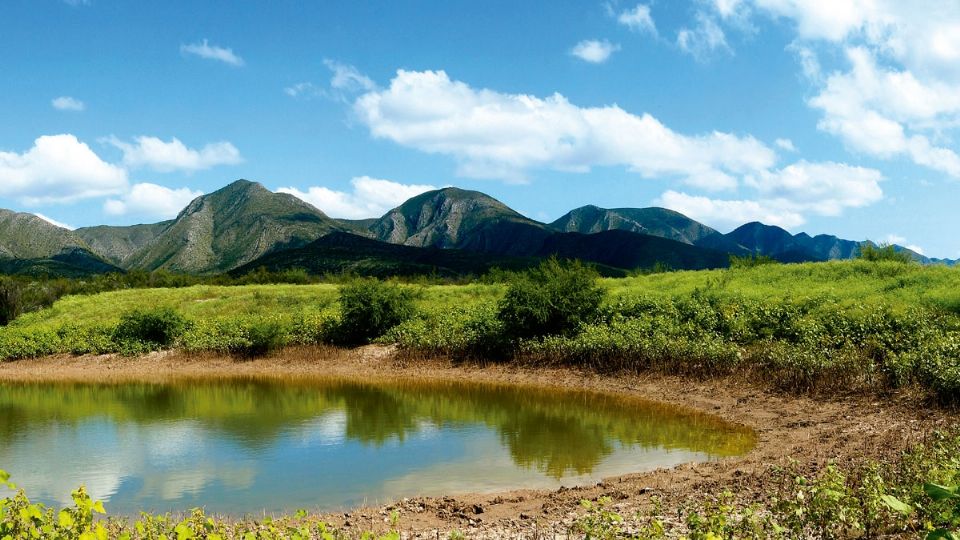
xmin=0 ymin=345 xmax=952 ymax=538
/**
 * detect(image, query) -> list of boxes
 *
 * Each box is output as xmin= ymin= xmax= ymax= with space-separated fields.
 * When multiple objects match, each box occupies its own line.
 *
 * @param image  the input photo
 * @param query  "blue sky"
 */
xmin=2 ymin=1 xmax=959 ymax=257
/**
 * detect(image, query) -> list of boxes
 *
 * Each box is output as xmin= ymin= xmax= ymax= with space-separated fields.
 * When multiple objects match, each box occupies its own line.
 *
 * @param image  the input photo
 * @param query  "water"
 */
xmin=0 ymin=377 xmax=755 ymax=515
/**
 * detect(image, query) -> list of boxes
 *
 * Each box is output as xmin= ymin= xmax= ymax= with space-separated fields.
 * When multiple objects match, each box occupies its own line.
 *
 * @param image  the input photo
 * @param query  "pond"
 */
xmin=0 ymin=377 xmax=755 ymax=515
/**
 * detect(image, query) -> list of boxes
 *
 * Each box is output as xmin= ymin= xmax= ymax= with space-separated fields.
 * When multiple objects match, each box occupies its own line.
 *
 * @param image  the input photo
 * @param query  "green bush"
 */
xmin=113 ymin=308 xmax=189 ymax=349
xmin=498 ymin=258 xmax=604 ymax=340
xmin=237 ymin=319 xmax=288 ymax=357
xmin=0 ymin=278 xmax=24 ymax=326
xmin=860 ymin=243 xmax=915 ymax=263
xmin=337 ymin=278 xmax=417 ymax=344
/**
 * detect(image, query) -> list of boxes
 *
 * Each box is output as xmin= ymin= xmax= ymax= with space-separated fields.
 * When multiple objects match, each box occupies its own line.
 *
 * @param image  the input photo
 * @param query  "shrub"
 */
xmin=238 ymin=319 xmax=288 ymax=357
xmin=0 ymin=278 xmax=24 ymax=326
xmin=113 ymin=307 xmax=189 ymax=349
xmin=860 ymin=243 xmax=915 ymax=263
xmin=337 ymin=278 xmax=417 ymax=344
xmin=498 ymin=258 xmax=604 ymax=340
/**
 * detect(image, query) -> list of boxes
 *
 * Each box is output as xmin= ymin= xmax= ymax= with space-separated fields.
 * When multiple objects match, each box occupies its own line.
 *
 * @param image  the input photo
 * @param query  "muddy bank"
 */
xmin=0 ymin=346 xmax=951 ymax=538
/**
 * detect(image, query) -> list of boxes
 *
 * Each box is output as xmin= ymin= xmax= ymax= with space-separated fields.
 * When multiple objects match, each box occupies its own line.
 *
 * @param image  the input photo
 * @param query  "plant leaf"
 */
xmin=924 ymin=483 xmax=960 ymax=502
xmin=880 ymin=494 xmax=914 ymax=515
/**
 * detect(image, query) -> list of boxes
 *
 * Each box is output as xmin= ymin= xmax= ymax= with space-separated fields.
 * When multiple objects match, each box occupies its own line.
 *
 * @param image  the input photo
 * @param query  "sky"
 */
xmin=2 ymin=1 xmax=959 ymax=258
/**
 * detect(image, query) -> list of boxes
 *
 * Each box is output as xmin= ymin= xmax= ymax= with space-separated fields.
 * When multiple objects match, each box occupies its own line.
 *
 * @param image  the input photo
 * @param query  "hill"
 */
xmin=726 ymin=222 xmax=930 ymax=263
xmin=75 ymin=222 xmax=171 ymax=267
xmin=550 ymin=205 xmax=747 ymax=254
xmin=370 ymin=188 xmax=553 ymax=256
xmin=120 ymin=180 xmax=344 ymax=274
xmin=535 ymin=230 xmax=731 ymax=271
xmin=230 ymin=231 xmax=576 ymax=278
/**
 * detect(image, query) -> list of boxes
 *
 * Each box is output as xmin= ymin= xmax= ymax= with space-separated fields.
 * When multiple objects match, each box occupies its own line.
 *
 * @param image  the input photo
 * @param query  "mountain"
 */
xmin=725 ymin=222 xmax=933 ymax=263
xmin=121 ymin=180 xmax=344 ymax=274
xmin=75 ymin=222 xmax=171 ymax=267
xmin=0 ymin=210 xmax=120 ymax=277
xmin=550 ymin=205 xmax=747 ymax=254
xmin=0 ymin=209 xmax=86 ymax=259
xmin=370 ymin=188 xmax=553 ymax=256
xmin=536 ymin=230 xmax=731 ymax=271
xmin=230 ymin=231 xmax=591 ymax=278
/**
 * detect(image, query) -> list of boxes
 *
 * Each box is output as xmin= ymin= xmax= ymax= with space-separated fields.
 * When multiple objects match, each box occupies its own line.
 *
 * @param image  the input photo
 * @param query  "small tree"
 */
xmin=114 ymin=307 xmax=190 ymax=348
xmin=337 ymin=278 xmax=417 ymax=344
xmin=498 ymin=258 xmax=604 ymax=340
xmin=859 ymin=243 xmax=914 ymax=263
xmin=0 ymin=279 xmax=24 ymax=326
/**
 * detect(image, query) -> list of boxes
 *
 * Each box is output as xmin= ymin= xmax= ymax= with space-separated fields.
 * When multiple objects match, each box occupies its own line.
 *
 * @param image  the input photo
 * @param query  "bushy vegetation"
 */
xmin=498 ymin=258 xmax=604 ymax=340
xmin=113 ymin=308 xmax=190 ymax=352
xmin=572 ymin=430 xmax=960 ymax=539
xmin=0 ymin=468 xmax=405 ymax=539
xmin=336 ymin=278 xmax=417 ymax=344
xmin=860 ymin=242 xmax=916 ymax=263
xmin=3 ymin=259 xmax=960 ymax=401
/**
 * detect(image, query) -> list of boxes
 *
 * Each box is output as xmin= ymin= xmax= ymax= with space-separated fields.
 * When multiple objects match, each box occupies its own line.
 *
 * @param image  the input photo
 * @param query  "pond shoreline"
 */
xmin=0 ymin=345 xmax=952 ymax=538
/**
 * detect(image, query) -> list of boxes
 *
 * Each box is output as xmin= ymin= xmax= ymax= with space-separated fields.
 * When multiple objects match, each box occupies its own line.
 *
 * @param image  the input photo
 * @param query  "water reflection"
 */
xmin=0 ymin=377 xmax=755 ymax=514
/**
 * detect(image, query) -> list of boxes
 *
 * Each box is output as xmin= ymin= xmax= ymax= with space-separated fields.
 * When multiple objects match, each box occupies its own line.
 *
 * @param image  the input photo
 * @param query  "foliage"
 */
xmin=860 ymin=243 xmax=915 ymax=263
xmin=498 ymin=258 xmax=604 ymax=340
xmin=113 ymin=308 xmax=190 ymax=351
xmin=729 ymin=254 xmax=778 ymax=269
xmin=336 ymin=278 xmax=417 ymax=344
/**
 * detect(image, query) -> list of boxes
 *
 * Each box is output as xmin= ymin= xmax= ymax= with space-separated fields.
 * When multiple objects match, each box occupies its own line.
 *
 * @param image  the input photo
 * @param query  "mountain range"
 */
xmin=0 ymin=179 xmax=944 ymax=278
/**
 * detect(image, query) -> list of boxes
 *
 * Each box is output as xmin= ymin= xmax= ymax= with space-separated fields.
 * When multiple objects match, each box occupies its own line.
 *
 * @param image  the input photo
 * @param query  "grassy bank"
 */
xmin=2 ymin=259 xmax=960 ymax=400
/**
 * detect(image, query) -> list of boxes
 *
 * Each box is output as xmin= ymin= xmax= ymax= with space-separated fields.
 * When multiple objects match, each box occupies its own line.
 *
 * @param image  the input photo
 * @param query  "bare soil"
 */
xmin=0 ymin=345 xmax=952 ymax=538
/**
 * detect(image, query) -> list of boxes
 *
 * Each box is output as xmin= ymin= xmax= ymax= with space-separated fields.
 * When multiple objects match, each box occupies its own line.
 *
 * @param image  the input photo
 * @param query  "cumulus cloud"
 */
xmin=570 ymin=40 xmax=621 ymax=63
xmin=617 ymin=4 xmax=657 ymax=34
xmin=34 ymin=213 xmax=74 ymax=230
xmin=278 ymin=177 xmax=438 ymax=219
xmin=657 ymin=161 xmax=884 ymax=229
xmin=353 ymin=69 xmax=776 ymax=184
xmin=180 ymin=39 xmax=244 ymax=67
xmin=657 ymin=191 xmax=805 ymax=229
xmin=0 ymin=134 xmax=127 ymax=205
xmin=105 ymin=136 xmax=243 ymax=173
xmin=51 ymin=96 xmax=85 ymax=111
xmin=709 ymin=1 xmax=960 ymax=177
xmin=103 ymin=183 xmax=203 ymax=220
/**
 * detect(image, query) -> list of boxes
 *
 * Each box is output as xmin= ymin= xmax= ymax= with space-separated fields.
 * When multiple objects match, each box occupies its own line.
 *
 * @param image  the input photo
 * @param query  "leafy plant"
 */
xmin=498 ymin=258 xmax=604 ymax=340
xmin=337 ymin=278 xmax=417 ymax=344
xmin=113 ymin=307 xmax=190 ymax=349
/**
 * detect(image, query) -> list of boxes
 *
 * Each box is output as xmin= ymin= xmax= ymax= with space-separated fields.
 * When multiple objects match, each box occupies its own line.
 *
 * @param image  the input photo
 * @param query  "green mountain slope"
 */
xmin=371 ymin=187 xmax=553 ymax=256
xmin=75 ymin=222 xmax=171 ymax=267
xmin=536 ymin=230 xmax=731 ymax=271
xmin=123 ymin=179 xmax=344 ymax=274
xmin=230 ymin=231 xmax=574 ymax=278
xmin=0 ymin=209 xmax=86 ymax=259
xmin=550 ymin=205 xmax=747 ymax=254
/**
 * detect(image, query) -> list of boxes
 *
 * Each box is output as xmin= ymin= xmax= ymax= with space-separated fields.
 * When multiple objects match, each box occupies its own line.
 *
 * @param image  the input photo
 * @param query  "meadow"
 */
xmin=2 ymin=259 xmax=960 ymax=400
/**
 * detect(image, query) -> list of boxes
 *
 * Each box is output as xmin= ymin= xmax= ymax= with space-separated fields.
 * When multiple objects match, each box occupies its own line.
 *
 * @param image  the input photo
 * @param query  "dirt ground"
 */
xmin=0 ymin=345 xmax=952 ymax=538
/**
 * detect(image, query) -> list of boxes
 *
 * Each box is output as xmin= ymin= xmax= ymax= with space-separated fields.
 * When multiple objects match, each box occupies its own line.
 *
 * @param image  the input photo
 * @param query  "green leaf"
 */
xmin=92 ymin=500 xmax=105 ymax=514
xmin=927 ymin=529 xmax=960 ymax=540
xmin=58 ymin=509 xmax=76 ymax=528
xmin=880 ymin=494 xmax=914 ymax=515
xmin=924 ymin=483 xmax=960 ymax=502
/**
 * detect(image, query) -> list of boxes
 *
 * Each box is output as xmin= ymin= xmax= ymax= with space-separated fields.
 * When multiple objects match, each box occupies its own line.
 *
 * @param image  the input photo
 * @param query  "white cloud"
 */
xmin=657 ymin=161 xmax=884 ymax=229
xmin=775 ymin=138 xmax=797 ymax=152
xmin=51 ymin=96 xmax=85 ymax=112
xmin=34 ymin=213 xmax=74 ymax=230
xmin=570 ymin=40 xmax=621 ymax=63
xmin=656 ymin=191 xmax=805 ymax=229
xmin=285 ymin=82 xmax=324 ymax=99
xmin=104 ymin=183 xmax=202 ymax=220
xmin=105 ymin=136 xmax=243 ymax=173
xmin=617 ymin=4 xmax=657 ymax=34
xmin=883 ymin=234 xmax=924 ymax=254
xmin=0 ymin=134 xmax=127 ymax=205
xmin=324 ymin=59 xmax=376 ymax=92
xmin=353 ymin=69 xmax=776 ymax=184
xmin=677 ymin=12 xmax=730 ymax=59
xmin=180 ymin=39 xmax=244 ymax=67
xmin=808 ymin=47 xmax=960 ymax=176
xmin=278 ymin=177 xmax=438 ymax=219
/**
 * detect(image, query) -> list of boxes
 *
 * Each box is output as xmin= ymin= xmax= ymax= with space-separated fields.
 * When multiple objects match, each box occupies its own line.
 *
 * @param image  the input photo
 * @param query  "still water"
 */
xmin=0 ymin=377 xmax=755 ymax=514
